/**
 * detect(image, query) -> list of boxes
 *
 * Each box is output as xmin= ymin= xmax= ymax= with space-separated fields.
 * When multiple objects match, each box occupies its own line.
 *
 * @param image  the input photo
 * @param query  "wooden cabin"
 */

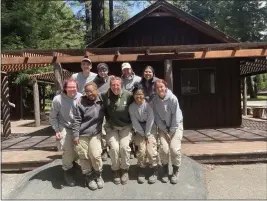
xmin=2 ymin=1 xmax=266 ymax=137
xmin=62 ymin=1 xmax=247 ymax=129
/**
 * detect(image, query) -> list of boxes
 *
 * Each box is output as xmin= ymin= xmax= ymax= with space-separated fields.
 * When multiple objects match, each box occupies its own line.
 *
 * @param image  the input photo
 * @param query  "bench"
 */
xmin=253 ymin=107 xmax=267 ymax=119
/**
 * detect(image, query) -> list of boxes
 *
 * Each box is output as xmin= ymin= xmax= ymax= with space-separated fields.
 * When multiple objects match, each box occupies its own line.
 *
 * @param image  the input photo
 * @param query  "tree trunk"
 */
xmin=109 ymin=0 xmax=114 ymax=30
xmin=247 ymin=76 xmax=256 ymax=98
xmin=91 ymin=0 xmax=105 ymax=40
xmin=84 ymin=0 xmax=91 ymax=43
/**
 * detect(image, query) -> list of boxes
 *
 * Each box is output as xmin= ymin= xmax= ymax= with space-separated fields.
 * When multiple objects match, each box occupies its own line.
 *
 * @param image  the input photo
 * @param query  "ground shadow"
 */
xmin=27 ymin=126 xmax=54 ymax=137
xmin=29 ymin=163 xmax=140 ymax=189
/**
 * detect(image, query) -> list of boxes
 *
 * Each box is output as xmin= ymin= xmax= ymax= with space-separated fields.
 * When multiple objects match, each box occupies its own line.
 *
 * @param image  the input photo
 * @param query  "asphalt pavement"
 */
xmin=2 ymin=156 xmax=207 ymax=200
xmin=2 ymin=159 xmax=266 ymax=200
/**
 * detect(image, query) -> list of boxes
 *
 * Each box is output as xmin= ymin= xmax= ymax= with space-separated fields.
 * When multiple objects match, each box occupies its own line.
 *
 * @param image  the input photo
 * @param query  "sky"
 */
xmin=69 ymin=1 xmax=148 ymax=17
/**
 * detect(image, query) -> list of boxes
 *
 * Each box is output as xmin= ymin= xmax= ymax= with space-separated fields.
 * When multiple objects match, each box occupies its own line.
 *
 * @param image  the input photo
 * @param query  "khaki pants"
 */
xmin=57 ymin=127 xmax=78 ymax=171
xmin=158 ymin=124 xmax=183 ymax=167
xmin=134 ymin=125 xmax=158 ymax=168
xmin=74 ymin=135 xmax=103 ymax=174
xmin=105 ymin=124 xmax=132 ymax=171
xmin=101 ymin=117 xmax=107 ymax=149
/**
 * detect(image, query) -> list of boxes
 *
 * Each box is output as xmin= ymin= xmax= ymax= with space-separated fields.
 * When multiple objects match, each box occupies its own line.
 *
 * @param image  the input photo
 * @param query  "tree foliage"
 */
xmin=2 ymin=0 xmax=85 ymax=50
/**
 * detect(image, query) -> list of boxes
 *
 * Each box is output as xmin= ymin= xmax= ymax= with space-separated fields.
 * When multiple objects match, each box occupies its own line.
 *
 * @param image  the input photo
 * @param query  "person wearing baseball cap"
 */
xmin=121 ymin=62 xmax=141 ymax=92
xmin=121 ymin=62 xmax=142 ymax=159
xmin=71 ymin=58 xmax=97 ymax=94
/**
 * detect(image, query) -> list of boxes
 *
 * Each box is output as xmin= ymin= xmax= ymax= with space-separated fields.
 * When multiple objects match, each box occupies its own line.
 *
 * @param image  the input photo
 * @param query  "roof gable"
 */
xmin=87 ymin=0 xmax=238 ymax=48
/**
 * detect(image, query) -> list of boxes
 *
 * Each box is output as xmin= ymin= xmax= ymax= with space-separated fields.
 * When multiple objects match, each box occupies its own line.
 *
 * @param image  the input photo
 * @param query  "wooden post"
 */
xmin=1 ymin=73 xmax=12 ymax=137
xmin=164 ymin=59 xmax=173 ymax=91
xmin=32 ymin=77 xmax=41 ymax=127
xmin=42 ymin=84 xmax=46 ymax=111
xmin=19 ymin=85 xmax=23 ymax=119
xmin=53 ymin=62 xmax=63 ymax=95
xmin=242 ymin=77 xmax=247 ymax=115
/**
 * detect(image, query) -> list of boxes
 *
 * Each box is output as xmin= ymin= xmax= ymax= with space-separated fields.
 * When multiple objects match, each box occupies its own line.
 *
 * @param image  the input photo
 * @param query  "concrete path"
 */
xmin=4 ymin=156 xmax=207 ymax=200
xmin=241 ymin=100 xmax=267 ymax=107
xmin=206 ymin=163 xmax=267 ymax=199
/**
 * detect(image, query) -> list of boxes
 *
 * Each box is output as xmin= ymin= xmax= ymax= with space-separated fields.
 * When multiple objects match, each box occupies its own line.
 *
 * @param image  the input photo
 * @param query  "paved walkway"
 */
xmin=2 ymin=126 xmax=267 ymax=152
xmin=1 ymin=119 xmax=267 ymax=171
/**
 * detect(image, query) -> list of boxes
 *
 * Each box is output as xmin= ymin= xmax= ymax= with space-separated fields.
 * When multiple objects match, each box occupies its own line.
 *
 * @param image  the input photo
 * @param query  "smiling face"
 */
xmin=155 ymin=82 xmax=167 ymax=99
xmin=98 ymin=68 xmax=108 ymax=78
xmin=134 ymin=90 xmax=145 ymax=105
xmin=66 ymin=81 xmax=78 ymax=98
xmin=110 ymin=79 xmax=122 ymax=95
xmin=143 ymin=67 xmax=153 ymax=80
xmin=84 ymin=84 xmax=97 ymax=100
xmin=81 ymin=61 xmax=92 ymax=74
xmin=122 ymin=68 xmax=132 ymax=78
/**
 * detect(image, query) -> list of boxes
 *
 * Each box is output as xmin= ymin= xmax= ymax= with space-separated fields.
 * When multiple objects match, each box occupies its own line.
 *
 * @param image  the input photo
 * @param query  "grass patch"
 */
xmin=247 ymin=95 xmax=267 ymax=101
xmin=44 ymin=99 xmax=52 ymax=111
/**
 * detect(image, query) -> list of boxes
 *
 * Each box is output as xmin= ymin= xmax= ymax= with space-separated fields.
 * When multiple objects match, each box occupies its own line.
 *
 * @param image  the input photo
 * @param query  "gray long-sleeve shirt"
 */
xmin=72 ymin=95 xmax=105 ymax=138
xmin=152 ymin=89 xmax=183 ymax=134
xmin=122 ymin=73 xmax=141 ymax=92
xmin=93 ymin=75 xmax=111 ymax=93
xmin=49 ymin=92 xmax=82 ymax=133
xmin=129 ymin=101 xmax=154 ymax=136
xmin=71 ymin=72 xmax=97 ymax=94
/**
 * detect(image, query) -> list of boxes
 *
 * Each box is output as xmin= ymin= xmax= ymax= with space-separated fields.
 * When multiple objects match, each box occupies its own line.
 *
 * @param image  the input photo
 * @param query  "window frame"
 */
xmin=180 ymin=67 xmax=216 ymax=95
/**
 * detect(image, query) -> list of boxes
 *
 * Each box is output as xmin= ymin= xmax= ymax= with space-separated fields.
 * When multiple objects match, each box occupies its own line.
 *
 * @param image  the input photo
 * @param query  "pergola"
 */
xmin=1 ymin=42 xmax=267 ymax=137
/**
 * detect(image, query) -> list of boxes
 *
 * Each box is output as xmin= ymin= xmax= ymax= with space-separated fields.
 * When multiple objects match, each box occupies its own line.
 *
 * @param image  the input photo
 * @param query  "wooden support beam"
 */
xmin=2 ymin=49 xmax=266 ymax=65
xmin=1 ymin=74 xmax=12 ymax=137
xmin=147 ymin=12 xmax=175 ymax=17
xmin=243 ymin=77 xmax=247 ymax=115
xmin=32 ymin=77 xmax=41 ymax=127
xmin=53 ymin=62 xmax=63 ymax=95
xmin=115 ymin=50 xmax=120 ymax=56
xmin=2 ymin=42 xmax=267 ymax=56
xmin=164 ymin=59 xmax=173 ymax=91
xmin=42 ymin=85 xmax=46 ymax=112
xmin=19 ymin=85 xmax=23 ymax=119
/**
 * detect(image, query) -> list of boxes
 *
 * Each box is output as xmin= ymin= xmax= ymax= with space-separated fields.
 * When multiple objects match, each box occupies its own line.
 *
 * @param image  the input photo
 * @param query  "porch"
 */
xmin=2 ymin=118 xmax=266 ymax=172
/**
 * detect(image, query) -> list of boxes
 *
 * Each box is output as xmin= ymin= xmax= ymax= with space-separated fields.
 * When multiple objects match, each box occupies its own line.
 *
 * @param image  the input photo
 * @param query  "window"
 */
xmin=181 ymin=68 xmax=216 ymax=95
xmin=181 ymin=69 xmax=199 ymax=94
xmin=199 ymin=68 xmax=216 ymax=94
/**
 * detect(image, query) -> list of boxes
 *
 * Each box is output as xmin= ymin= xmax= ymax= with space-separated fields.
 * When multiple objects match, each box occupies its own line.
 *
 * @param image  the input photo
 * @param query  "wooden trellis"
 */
xmin=29 ymin=70 xmax=73 ymax=82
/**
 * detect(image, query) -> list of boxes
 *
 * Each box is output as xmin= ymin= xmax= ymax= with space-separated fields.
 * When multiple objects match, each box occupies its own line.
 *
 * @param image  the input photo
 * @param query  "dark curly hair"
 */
xmin=132 ymin=83 xmax=145 ymax=95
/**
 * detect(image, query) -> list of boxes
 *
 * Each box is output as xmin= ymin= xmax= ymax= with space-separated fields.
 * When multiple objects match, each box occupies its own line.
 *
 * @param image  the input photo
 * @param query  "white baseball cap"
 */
xmin=121 ymin=62 xmax=131 ymax=70
xmin=81 ymin=58 xmax=92 ymax=63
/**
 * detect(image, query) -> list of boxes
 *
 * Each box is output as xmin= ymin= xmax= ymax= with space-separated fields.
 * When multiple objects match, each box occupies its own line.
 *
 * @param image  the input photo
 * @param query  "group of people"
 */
xmin=49 ymin=58 xmax=183 ymax=191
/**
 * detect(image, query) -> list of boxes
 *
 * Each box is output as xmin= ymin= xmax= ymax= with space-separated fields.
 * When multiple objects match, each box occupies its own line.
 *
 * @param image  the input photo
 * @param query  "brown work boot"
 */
xmin=95 ymin=171 xmax=104 ymax=189
xmin=113 ymin=170 xmax=120 ymax=185
xmin=161 ymin=164 xmax=169 ymax=183
xmin=137 ymin=167 xmax=146 ymax=184
xmin=148 ymin=166 xmax=157 ymax=184
xmin=121 ymin=169 xmax=129 ymax=185
xmin=63 ymin=169 xmax=75 ymax=187
xmin=85 ymin=172 xmax=97 ymax=191
xmin=170 ymin=165 xmax=179 ymax=184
